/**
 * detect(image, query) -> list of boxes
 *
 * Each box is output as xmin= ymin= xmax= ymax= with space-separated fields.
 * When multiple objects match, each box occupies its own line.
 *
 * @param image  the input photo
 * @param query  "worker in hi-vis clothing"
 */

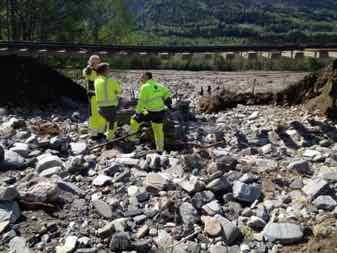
xmin=94 ymin=63 xmax=122 ymax=140
xmin=129 ymin=72 xmax=173 ymax=151
xmin=82 ymin=55 xmax=106 ymax=137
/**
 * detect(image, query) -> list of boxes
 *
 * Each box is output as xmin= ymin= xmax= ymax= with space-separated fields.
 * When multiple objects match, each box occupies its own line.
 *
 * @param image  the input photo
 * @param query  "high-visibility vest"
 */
xmin=94 ymin=75 xmax=122 ymax=107
xmin=136 ymin=80 xmax=172 ymax=113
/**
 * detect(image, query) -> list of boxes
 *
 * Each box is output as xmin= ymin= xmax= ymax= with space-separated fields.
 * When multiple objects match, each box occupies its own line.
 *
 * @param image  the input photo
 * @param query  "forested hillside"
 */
xmin=136 ymin=0 xmax=337 ymax=45
xmin=1 ymin=0 xmax=337 ymax=45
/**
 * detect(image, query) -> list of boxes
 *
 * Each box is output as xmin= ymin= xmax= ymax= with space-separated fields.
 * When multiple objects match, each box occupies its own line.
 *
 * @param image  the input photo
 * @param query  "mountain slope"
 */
xmin=131 ymin=0 xmax=337 ymax=45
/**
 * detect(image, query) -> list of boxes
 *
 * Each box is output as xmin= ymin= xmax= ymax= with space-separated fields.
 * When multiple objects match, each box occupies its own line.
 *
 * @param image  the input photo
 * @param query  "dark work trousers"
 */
xmin=98 ymin=106 xmax=117 ymax=130
xmin=133 ymin=110 xmax=166 ymax=124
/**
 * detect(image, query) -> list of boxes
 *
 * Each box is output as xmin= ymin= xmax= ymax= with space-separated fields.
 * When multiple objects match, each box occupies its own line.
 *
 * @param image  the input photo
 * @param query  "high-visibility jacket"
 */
xmin=136 ymin=80 xmax=172 ymax=114
xmin=82 ymin=67 xmax=97 ymax=92
xmin=94 ymin=75 xmax=122 ymax=107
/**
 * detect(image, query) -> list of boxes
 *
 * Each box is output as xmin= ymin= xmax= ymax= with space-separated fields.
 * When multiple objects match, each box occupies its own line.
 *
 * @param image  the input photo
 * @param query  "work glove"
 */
xmin=164 ymin=98 xmax=173 ymax=110
xmin=87 ymin=90 xmax=95 ymax=98
xmin=85 ymin=66 xmax=93 ymax=75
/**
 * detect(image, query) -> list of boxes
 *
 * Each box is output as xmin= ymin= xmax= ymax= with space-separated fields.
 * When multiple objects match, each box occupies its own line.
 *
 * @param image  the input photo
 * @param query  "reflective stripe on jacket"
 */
xmin=136 ymin=80 xmax=172 ymax=113
xmin=94 ymin=75 xmax=122 ymax=107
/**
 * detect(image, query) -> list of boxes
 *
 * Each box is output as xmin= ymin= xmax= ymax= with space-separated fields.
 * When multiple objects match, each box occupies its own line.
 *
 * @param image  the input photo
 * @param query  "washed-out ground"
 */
xmin=113 ymin=70 xmax=307 ymax=95
xmin=1 ymin=70 xmax=337 ymax=253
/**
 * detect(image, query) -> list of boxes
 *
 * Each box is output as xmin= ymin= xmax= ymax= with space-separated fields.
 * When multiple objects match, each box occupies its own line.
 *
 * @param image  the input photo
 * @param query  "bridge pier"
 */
xmin=242 ymin=51 xmax=257 ymax=60
xmin=262 ymin=51 xmax=281 ymax=60
xmin=281 ymin=51 xmax=293 ymax=58
xmin=329 ymin=52 xmax=337 ymax=59
xmin=222 ymin=52 xmax=235 ymax=60
xmin=181 ymin=52 xmax=192 ymax=60
xmin=281 ymin=51 xmax=304 ymax=59
xmin=304 ymin=50 xmax=330 ymax=59
xmin=159 ymin=52 xmax=170 ymax=60
xmin=317 ymin=51 xmax=330 ymax=59
xmin=294 ymin=51 xmax=304 ymax=60
xmin=118 ymin=51 xmax=129 ymax=56
xmin=0 ymin=47 xmax=9 ymax=55
xmin=202 ymin=53 xmax=213 ymax=60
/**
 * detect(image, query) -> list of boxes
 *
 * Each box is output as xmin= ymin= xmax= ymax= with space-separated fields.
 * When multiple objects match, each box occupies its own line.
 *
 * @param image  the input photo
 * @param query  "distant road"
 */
xmin=1 ymin=41 xmax=337 ymax=55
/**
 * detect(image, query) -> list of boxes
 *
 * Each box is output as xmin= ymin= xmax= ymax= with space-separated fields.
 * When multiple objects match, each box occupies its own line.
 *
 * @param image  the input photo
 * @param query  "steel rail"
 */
xmin=1 ymin=41 xmax=337 ymax=53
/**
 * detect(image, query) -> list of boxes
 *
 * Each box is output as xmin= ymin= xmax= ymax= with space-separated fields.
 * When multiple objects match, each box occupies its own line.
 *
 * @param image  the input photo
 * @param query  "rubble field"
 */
xmin=2 ymin=64 xmax=337 ymax=253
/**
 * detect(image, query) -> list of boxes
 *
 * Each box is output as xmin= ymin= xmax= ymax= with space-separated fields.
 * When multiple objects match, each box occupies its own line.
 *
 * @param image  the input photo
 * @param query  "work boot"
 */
xmin=105 ymin=130 xmax=115 ymax=141
xmin=105 ymin=122 xmax=117 ymax=141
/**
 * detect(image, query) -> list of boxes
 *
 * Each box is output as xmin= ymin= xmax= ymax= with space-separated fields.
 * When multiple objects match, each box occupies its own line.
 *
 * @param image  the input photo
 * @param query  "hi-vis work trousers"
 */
xmin=88 ymin=95 xmax=106 ymax=135
xmin=130 ymin=111 xmax=166 ymax=151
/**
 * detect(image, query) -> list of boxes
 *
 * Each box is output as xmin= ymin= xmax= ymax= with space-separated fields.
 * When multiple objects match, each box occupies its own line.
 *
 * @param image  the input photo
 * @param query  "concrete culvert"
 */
xmin=0 ymin=55 xmax=87 ymax=107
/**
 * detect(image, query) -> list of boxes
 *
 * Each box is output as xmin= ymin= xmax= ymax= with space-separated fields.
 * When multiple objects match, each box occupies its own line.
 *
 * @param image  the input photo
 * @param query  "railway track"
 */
xmin=1 ymin=41 xmax=337 ymax=56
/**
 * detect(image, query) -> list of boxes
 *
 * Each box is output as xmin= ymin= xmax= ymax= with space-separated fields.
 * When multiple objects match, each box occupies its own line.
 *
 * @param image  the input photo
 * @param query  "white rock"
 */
xmin=36 ymin=155 xmax=63 ymax=173
xmin=78 ymin=237 xmax=90 ymax=247
xmin=56 ymin=235 xmax=78 ymax=253
xmin=9 ymin=236 xmax=32 ymax=253
xmin=114 ymin=157 xmax=139 ymax=167
xmin=312 ymin=195 xmax=337 ymax=211
xmin=127 ymin=186 xmax=139 ymax=197
xmin=144 ymin=173 xmax=169 ymax=192
xmin=10 ymin=143 xmax=30 ymax=157
xmin=303 ymin=149 xmax=321 ymax=158
xmin=39 ymin=166 xmax=62 ymax=177
xmin=92 ymin=199 xmax=113 ymax=218
xmin=263 ymin=223 xmax=303 ymax=244
xmin=261 ymin=144 xmax=272 ymax=154
xmin=201 ymin=216 xmax=222 ymax=237
xmin=302 ymin=178 xmax=329 ymax=200
xmin=70 ymin=142 xmax=87 ymax=155
xmin=248 ymin=111 xmax=259 ymax=120
xmin=92 ymin=175 xmax=113 ymax=187
xmin=177 ymin=175 xmax=203 ymax=193
xmin=4 ymin=150 xmax=25 ymax=168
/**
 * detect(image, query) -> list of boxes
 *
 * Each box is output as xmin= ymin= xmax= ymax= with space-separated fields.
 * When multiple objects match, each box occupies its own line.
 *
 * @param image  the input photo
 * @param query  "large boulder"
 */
xmin=232 ymin=181 xmax=261 ymax=203
xmin=9 ymin=236 xmax=33 ymax=253
xmin=0 ymin=186 xmax=19 ymax=201
xmin=20 ymin=180 xmax=59 ymax=203
xmin=263 ymin=223 xmax=303 ymax=244
xmin=0 ymin=201 xmax=21 ymax=223
xmin=36 ymin=154 xmax=64 ymax=173
xmin=0 ymin=150 xmax=27 ymax=170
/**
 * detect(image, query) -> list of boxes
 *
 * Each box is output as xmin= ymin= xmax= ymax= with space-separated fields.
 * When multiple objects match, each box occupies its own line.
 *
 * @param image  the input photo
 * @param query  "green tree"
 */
xmin=98 ymin=0 xmax=136 ymax=44
xmin=2 ymin=0 xmax=89 ymax=41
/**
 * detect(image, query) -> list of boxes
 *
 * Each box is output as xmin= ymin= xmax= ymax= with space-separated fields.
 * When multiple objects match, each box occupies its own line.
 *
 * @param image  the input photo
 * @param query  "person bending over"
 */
xmin=129 ymin=72 xmax=172 ymax=152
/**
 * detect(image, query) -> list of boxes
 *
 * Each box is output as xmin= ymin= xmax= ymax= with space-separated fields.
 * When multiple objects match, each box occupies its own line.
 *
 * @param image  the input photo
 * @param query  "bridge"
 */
xmin=1 ymin=41 xmax=337 ymax=60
